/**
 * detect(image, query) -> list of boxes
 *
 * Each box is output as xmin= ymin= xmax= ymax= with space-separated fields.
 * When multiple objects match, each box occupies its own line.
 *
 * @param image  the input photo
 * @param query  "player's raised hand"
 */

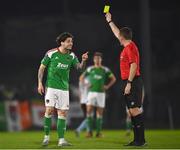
xmin=82 ymin=51 xmax=88 ymax=61
xmin=38 ymin=82 xmax=44 ymax=95
xmin=105 ymin=12 xmax=112 ymax=23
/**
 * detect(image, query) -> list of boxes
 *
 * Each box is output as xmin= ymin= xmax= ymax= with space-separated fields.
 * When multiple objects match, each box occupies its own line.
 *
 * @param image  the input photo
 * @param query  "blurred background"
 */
xmin=0 ymin=0 xmax=180 ymax=131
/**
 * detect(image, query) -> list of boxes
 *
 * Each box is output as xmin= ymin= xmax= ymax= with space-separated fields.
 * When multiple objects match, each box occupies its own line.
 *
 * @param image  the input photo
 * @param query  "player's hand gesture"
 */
xmin=105 ymin=12 xmax=112 ymax=23
xmin=82 ymin=52 xmax=89 ymax=61
xmin=124 ymin=83 xmax=131 ymax=95
xmin=38 ymin=82 xmax=44 ymax=95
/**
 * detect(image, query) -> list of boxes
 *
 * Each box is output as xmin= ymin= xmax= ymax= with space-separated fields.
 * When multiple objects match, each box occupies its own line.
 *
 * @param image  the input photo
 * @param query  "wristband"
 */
xmin=127 ymin=80 xmax=132 ymax=84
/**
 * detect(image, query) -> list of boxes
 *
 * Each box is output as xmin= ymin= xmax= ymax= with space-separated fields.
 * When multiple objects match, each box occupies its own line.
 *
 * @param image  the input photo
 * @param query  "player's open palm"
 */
xmin=105 ymin=12 xmax=112 ymax=22
xmin=82 ymin=52 xmax=88 ymax=61
xmin=38 ymin=83 xmax=44 ymax=95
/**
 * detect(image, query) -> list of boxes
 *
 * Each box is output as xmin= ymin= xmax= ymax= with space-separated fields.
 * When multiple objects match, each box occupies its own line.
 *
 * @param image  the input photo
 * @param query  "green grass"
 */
xmin=0 ymin=130 xmax=180 ymax=149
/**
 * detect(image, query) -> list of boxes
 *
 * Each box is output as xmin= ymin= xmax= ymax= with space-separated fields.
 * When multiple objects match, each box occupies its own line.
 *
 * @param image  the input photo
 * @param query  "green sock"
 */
xmin=87 ymin=116 xmax=93 ymax=132
xmin=57 ymin=118 xmax=66 ymax=138
xmin=96 ymin=117 xmax=103 ymax=134
xmin=44 ymin=116 xmax=51 ymax=135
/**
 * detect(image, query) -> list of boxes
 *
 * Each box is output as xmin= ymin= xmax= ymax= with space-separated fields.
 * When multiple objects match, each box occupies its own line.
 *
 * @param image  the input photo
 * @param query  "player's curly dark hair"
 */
xmin=119 ymin=27 xmax=132 ymax=40
xmin=56 ymin=32 xmax=74 ymax=46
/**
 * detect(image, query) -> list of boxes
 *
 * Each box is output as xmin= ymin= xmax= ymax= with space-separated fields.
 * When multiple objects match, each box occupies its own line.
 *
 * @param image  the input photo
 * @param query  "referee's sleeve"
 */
xmin=127 ymin=47 xmax=136 ymax=64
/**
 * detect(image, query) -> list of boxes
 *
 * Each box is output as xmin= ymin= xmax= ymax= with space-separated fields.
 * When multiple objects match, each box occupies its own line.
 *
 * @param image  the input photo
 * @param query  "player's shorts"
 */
xmin=45 ymin=87 xmax=69 ymax=110
xmin=87 ymin=92 xmax=106 ymax=108
xmin=122 ymin=76 xmax=143 ymax=109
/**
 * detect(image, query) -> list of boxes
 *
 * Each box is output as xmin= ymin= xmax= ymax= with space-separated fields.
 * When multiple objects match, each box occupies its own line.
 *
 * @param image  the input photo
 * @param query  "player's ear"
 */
xmin=61 ymin=41 xmax=64 ymax=46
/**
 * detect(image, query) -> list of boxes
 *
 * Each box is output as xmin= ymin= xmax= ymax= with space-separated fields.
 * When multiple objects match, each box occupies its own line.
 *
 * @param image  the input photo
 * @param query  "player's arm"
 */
xmin=141 ymin=85 xmax=145 ymax=103
xmin=104 ymin=74 xmax=116 ymax=90
xmin=75 ymin=52 xmax=88 ymax=71
xmin=128 ymin=63 xmax=137 ymax=82
xmin=78 ymin=82 xmax=82 ymax=102
xmin=38 ymin=64 xmax=46 ymax=95
xmin=105 ymin=12 xmax=121 ymax=40
xmin=124 ymin=46 xmax=138 ymax=95
xmin=78 ymin=73 xmax=85 ymax=101
xmin=124 ymin=63 xmax=137 ymax=95
xmin=79 ymin=73 xmax=85 ymax=82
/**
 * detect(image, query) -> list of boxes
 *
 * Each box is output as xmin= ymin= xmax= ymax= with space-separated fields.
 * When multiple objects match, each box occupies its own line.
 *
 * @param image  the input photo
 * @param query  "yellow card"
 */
xmin=103 ymin=5 xmax=110 ymax=13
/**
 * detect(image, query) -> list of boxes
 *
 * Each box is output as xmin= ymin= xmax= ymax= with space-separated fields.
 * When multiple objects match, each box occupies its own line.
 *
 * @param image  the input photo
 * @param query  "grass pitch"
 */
xmin=0 ymin=130 xmax=180 ymax=149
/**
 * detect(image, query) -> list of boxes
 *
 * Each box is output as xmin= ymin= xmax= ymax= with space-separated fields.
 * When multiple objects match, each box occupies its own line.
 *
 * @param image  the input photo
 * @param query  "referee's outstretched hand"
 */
xmin=105 ymin=12 xmax=112 ymax=23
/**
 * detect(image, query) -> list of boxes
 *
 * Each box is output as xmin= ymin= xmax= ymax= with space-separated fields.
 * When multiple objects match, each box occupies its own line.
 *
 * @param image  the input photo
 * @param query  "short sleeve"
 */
xmin=105 ymin=67 xmax=113 ymax=78
xmin=83 ymin=67 xmax=92 ymax=76
xmin=83 ymin=69 xmax=89 ymax=77
xmin=126 ymin=47 xmax=136 ymax=64
xmin=41 ymin=53 xmax=50 ymax=66
xmin=72 ymin=55 xmax=80 ymax=68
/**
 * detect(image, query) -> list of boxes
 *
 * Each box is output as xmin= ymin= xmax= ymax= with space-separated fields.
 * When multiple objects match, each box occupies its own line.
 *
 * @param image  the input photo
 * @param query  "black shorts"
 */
xmin=121 ymin=76 xmax=143 ymax=109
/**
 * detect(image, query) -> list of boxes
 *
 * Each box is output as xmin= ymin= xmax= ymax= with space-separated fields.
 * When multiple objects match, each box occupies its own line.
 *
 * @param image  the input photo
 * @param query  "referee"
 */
xmin=105 ymin=12 xmax=146 ymax=146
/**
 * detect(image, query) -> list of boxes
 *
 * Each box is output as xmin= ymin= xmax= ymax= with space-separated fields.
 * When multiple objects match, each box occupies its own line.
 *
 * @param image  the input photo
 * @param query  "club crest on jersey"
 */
xmin=57 ymin=62 xmax=69 ymax=69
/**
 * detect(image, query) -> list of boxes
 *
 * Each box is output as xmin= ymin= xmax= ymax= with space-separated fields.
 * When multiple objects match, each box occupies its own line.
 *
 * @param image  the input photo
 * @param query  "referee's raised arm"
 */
xmin=105 ymin=12 xmax=121 ymax=41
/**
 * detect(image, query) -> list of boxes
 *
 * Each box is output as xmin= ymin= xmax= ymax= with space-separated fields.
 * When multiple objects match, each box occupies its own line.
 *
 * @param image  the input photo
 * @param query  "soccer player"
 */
xmin=75 ymin=74 xmax=90 ymax=137
xmin=37 ymin=32 xmax=88 ymax=146
xmin=81 ymin=52 xmax=116 ymax=138
xmin=105 ymin=12 xmax=146 ymax=146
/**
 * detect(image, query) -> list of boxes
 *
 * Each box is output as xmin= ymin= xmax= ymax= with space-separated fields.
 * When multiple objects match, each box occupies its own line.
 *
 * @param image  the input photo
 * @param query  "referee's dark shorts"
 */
xmin=121 ymin=76 xmax=143 ymax=109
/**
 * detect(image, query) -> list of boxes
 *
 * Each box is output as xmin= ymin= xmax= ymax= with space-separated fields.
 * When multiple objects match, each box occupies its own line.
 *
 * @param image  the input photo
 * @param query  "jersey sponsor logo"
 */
xmin=93 ymin=74 xmax=102 ymax=80
xmin=55 ymin=56 xmax=59 ymax=59
xmin=57 ymin=62 xmax=69 ymax=69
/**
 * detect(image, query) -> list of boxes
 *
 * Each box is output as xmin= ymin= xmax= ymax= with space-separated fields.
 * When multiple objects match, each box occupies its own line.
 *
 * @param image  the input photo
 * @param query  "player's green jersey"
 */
xmin=84 ymin=66 xmax=113 ymax=92
xmin=41 ymin=48 xmax=79 ymax=90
